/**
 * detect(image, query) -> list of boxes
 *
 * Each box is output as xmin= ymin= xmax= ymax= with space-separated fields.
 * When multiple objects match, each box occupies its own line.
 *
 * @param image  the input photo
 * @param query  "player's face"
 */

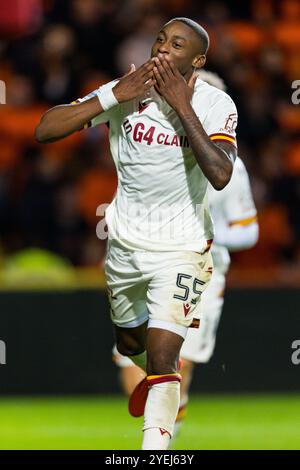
xmin=151 ymin=21 xmax=206 ymax=77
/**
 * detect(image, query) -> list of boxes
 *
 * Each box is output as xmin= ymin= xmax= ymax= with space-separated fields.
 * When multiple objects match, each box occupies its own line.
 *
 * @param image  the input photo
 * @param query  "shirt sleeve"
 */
xmin=213 ymin=221 xmax=259 ymax=251
xmin=222 ymin=159 xmax=257 ymax=226
xmin=71 ymin=79 xmax=119 ymax=129
xmin=203 ymin=92 xmax=238 ymax=149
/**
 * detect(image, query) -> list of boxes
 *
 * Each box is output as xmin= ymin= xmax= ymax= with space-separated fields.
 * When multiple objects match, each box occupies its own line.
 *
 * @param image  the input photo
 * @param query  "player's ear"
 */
xmin=193 ymin=55 xmax=206 ymax=69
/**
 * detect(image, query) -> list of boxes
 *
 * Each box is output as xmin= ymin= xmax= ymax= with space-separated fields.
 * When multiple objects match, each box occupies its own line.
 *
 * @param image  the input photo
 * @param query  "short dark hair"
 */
xmin=166 ymin=17 xmax=209 ymax=55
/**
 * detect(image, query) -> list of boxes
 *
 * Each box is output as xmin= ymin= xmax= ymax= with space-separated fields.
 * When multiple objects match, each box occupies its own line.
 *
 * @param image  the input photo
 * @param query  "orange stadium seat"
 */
xmin=285 ymin=140 xmax=300 ymax=175
xmin=280 ymin=0 xmax=300 ymax=21
xmin=40 ymin=132 xmax=85 ymax=163
xmin=0 ymin=105 xmax=47 ymax=144
xmin=275 ymin=104 xmax=300 ymax=133
xmin=0 ymin=105 xmax=46 ymax=169
xmin=223 ymin=21 xmax=265 ymax=54
xmin=232 ymin=204 xmax=294 ymax=268
xmin=273 ymin=21 xmax=300 ymax=51
xmin=0 ymin=105 xmax=85 ymax=166
xmin=285 ymin=51 xmax=300 ymax=81
xmin=78 ymin=168 xmax=117 ymax=226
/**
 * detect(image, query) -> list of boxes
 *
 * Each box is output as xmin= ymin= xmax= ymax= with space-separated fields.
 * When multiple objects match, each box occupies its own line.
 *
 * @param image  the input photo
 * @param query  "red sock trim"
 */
xmin=147 ymin=373 xmax=181 ymax=386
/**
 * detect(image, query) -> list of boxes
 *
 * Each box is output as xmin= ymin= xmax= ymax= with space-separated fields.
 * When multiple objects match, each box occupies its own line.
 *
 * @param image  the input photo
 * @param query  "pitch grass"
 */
xmin=0 ymin=394 xmax=299 ymax=450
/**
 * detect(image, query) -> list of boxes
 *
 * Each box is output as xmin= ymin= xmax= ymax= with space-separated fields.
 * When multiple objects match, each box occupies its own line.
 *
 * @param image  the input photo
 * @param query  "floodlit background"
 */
xmin=0 ymin=0 xmax=300 ymax=450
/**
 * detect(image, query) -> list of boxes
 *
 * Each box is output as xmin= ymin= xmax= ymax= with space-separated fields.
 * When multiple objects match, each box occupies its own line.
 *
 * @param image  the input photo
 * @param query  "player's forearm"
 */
xmin=177 ymin=105 xmax=233 ymax=190
xmin=35 ymin=96 xmax=103 ymax=144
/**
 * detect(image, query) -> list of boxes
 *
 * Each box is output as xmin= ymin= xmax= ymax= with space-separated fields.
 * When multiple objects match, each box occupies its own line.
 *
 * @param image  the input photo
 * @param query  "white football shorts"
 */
xmin=105 ymin=239 xmax=213 ymax=331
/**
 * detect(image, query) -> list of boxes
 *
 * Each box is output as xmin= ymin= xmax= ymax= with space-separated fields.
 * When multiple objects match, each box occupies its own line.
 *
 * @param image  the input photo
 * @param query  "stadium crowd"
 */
xmin=0 ymin=0 xmax=299 ymax=275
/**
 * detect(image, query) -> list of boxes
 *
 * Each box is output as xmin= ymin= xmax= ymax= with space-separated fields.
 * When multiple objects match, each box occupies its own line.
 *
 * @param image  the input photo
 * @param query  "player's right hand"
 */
xmin=113 ymin=60 xmax=156 ymax=103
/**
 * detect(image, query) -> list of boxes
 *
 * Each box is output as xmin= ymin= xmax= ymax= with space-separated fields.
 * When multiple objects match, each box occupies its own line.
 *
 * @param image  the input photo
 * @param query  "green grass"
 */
xmin=0 ymin=394 xmax=299 ymax=449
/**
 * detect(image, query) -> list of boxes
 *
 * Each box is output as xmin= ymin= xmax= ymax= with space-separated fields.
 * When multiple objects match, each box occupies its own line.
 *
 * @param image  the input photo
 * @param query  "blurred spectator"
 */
xmin=68 ymin=0 xmax=121 ymax=75
xmin=34 ymin=24 xmax=78 ymax=104
xmin=115 ymin=12 xmax=166 ymax=74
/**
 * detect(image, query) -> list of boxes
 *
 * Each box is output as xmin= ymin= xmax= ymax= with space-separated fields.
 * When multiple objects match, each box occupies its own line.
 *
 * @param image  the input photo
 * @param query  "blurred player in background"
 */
xmin=113 ymin=71 xmax=258 ymax=438
xmin=35 ymin=19 xmax=238 ymax=450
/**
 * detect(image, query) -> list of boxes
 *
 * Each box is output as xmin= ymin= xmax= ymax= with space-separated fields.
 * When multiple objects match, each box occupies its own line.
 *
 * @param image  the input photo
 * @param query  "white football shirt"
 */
xmin=209 ymin=157 xmax=257 ymax=274
xmin=77 ymin=77 xmax=238 ymax=252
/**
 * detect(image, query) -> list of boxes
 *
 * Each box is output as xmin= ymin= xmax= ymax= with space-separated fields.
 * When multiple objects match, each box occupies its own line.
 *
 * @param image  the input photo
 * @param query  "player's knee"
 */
xmin=116 ymin=339 xmax=145 ymax=358
xmin=147 ymin=351 xmax=177 ymax=376
xmin=114 ymin=322 xmax=147 ymax=358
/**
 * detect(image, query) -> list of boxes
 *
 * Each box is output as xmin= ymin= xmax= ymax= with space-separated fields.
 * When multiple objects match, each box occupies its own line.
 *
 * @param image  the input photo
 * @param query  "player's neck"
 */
xmin=184 ymin=69 xmax=193 ymax=83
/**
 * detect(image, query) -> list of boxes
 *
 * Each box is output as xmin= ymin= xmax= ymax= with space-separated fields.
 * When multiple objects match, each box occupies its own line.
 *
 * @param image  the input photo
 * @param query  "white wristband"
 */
xmin=96 ymin=87 xmax=119 ymax=111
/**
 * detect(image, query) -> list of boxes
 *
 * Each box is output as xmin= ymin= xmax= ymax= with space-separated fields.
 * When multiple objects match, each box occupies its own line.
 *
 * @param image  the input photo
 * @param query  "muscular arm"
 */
xmin=35 ymin=60 xmax=155 ymax=144
xmin=35 ymin=97 xmax=103 ymax=144
xmin=176 ymin=105 xmax=236 ymax=190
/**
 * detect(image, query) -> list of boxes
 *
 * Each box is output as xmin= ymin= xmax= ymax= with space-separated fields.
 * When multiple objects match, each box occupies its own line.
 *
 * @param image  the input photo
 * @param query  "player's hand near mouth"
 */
xmin=114 ymin=60 xmax=156 ymax=102
xmin=152 ymin=55 xmax=198 ymax=113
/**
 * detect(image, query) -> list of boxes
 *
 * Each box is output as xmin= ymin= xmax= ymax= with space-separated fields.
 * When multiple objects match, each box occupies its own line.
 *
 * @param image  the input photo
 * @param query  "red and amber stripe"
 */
xmin=229 ymin=215 xmax=257 ymax=227
xmin=147 ymin=373 xmax=181 ymax=386
xmin=210 ymin=133 xmax=237 ymax=147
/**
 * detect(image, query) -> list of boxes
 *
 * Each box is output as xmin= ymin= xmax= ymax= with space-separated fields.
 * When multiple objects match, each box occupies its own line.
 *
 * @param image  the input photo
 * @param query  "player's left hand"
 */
xmin=153 ymin=56 xmax=197 ymax=113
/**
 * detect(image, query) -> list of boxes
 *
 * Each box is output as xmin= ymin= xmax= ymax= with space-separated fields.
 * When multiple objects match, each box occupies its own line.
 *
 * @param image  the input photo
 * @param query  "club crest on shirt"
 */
xmin=221 ymin=113 xmax=237 ymax=133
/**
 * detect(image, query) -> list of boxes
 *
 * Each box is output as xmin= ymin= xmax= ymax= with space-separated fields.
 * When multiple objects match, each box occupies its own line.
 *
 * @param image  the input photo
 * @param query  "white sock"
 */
xmin=142 ymin=427 xmax=171 ymax=450
xmin=142 ymin=377 xmax=180 ymax=450
xmin=129 ymin=351 xmax=147 ymax=372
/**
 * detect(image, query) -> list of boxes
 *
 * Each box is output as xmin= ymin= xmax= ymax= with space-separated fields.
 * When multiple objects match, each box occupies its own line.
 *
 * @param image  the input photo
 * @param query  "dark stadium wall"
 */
xmin=0 ymin=289 xmax=299 ymax=394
